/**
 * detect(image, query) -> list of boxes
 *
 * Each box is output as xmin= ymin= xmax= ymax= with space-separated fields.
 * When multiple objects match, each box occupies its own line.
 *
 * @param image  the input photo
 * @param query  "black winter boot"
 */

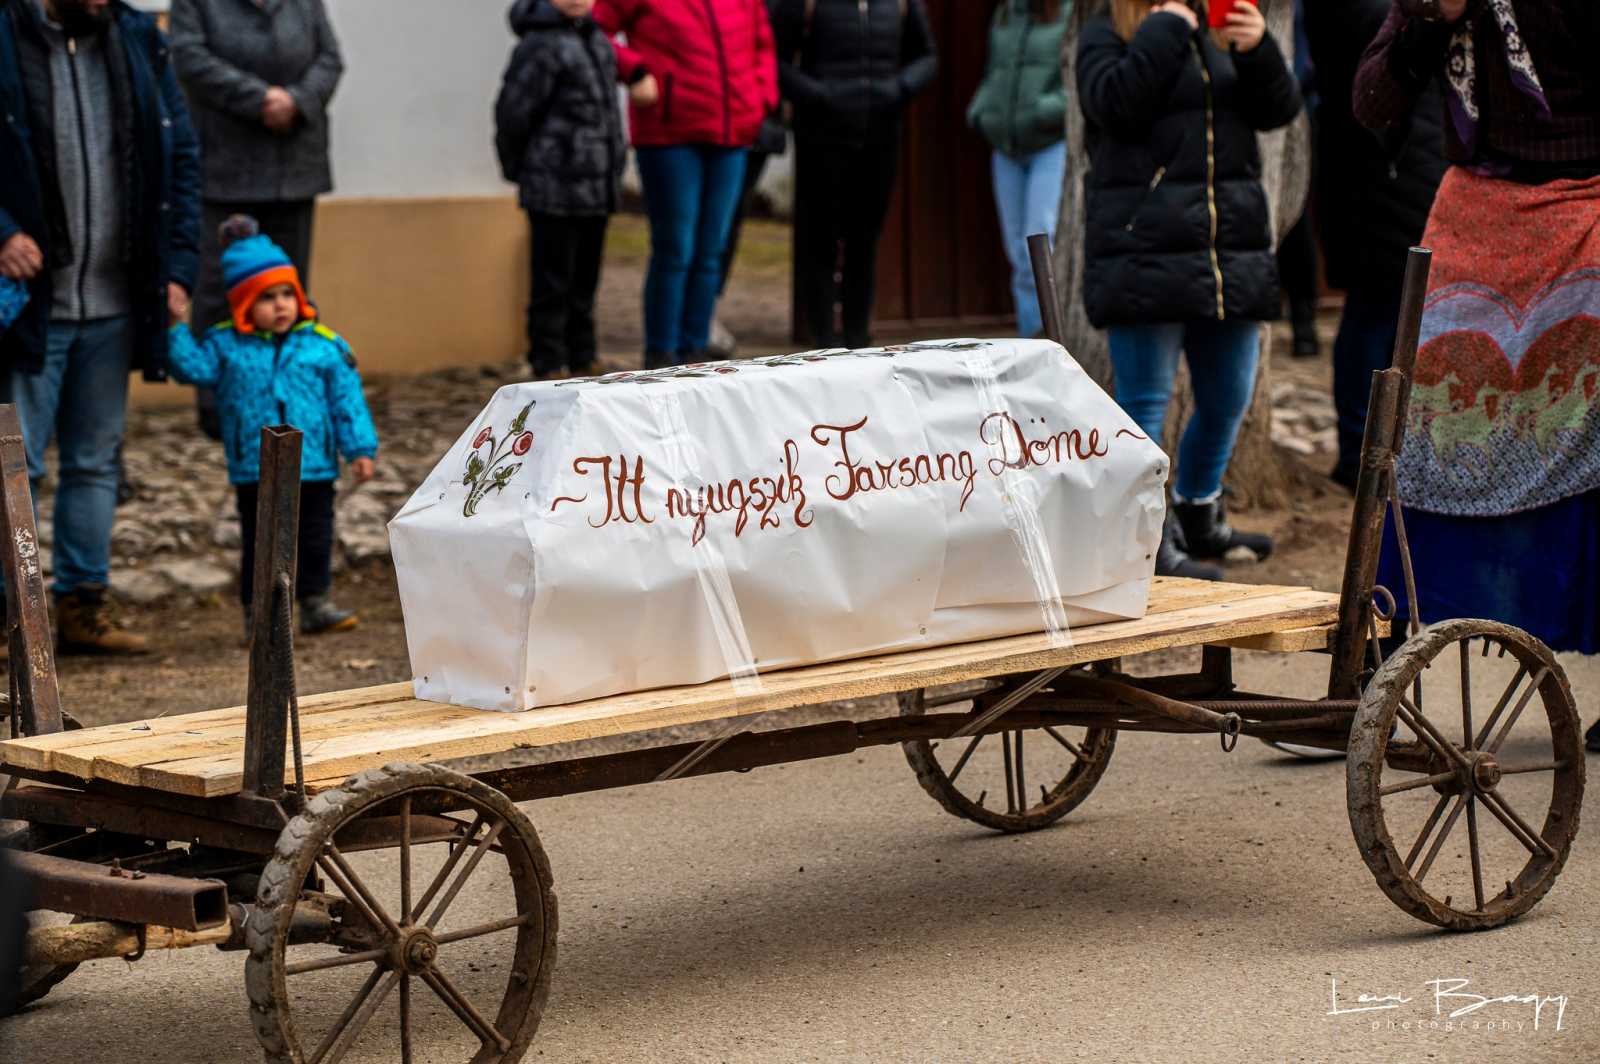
xmin=1156 ymin=510 xmax=1222 ymax=581
xmin=1174 ymin=498 xmax=1273 ymax=562
xmin=1290 ymin=296 xmax=1319 ymax=358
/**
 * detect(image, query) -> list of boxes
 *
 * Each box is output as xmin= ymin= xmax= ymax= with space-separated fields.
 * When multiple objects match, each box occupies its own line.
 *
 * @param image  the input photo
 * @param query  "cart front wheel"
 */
xmin=900 ymin=685 xmax=1116 ymax=833
xmin=246 ymin=763 xmax=556 ymax=1063
xmin=1348 ymin=620 xmax=1584 ymax=930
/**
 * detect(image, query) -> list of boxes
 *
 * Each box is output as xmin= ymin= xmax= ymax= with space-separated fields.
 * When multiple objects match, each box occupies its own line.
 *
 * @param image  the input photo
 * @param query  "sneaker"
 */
xmin=55 ymin=585 xmax=150 ymax=656
xmin=300 ymin=594 xmax=358 ymax=635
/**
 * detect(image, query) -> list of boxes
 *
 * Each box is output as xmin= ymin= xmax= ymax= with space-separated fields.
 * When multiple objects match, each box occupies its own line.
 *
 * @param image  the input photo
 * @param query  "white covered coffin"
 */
xmin=389 ymin=339 xmax=1168 ymax=711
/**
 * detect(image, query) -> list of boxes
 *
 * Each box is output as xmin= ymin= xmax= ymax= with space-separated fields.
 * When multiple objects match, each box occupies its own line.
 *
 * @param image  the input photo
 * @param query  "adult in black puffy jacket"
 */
xmin=774 ymin=0 xmax=937 ymax=348
xmin=1304 ymin=0 xmax=1443 ymax=490
xmin=1078 ymin=0 xmax=1300 ymax=578
xmin=495 ymin=0 xmax=627 ymax=379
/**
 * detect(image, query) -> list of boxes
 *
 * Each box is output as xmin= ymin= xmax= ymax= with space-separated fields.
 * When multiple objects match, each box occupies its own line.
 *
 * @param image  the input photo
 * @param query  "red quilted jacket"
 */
xmin=593 ymin=0 xmax=778 ymax=148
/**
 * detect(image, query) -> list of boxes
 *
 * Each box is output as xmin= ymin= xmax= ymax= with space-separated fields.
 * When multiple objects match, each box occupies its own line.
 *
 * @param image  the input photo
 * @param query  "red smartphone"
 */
xmin=1208 ymin=0 xmax=1256 ymax=28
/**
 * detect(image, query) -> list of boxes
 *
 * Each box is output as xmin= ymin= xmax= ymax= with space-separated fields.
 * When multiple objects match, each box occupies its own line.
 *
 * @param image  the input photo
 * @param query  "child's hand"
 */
xmin=168 ymin=282 xmax=191 ymax=326
xmin=630 ymin=74 xmax=660 ymax=107
xmin=350 ymin=457 xmax=376 ymax=484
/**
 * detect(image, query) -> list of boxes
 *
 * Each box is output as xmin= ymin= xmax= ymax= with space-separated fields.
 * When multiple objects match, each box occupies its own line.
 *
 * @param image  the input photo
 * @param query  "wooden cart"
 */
xmin=0 ymin=248 xmax=1585 ymax=1062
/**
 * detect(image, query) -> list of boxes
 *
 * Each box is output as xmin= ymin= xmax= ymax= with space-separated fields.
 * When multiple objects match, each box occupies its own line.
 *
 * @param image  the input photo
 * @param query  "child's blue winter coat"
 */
xmin=167 ymin=320 xmax=378 ymax=485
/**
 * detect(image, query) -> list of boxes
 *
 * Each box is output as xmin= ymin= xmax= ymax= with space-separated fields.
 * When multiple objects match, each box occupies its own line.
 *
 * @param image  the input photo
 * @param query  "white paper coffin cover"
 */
xmin=389 ymin=339 xmax=1168 ymax=711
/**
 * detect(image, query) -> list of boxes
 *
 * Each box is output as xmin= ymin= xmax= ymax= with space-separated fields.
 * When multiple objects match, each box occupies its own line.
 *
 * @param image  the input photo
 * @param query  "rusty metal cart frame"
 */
xmin=0 ymin=246 xmax=1585 ymax=1062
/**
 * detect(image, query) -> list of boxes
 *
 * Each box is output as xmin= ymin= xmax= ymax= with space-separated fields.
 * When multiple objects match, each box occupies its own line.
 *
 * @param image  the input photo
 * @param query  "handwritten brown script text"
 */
xmin=549 ymin=413 xmax=1118 ymax=545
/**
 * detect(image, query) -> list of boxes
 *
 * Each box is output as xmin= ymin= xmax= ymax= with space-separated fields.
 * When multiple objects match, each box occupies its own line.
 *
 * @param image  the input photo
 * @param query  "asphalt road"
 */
xmin=4 ymin=647 xmax=1597 ymax=1064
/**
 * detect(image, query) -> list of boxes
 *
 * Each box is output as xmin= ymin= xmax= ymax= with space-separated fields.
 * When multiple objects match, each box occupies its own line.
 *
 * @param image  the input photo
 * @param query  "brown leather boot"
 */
xmin=55 ymin=585 xmax=150 ymax=656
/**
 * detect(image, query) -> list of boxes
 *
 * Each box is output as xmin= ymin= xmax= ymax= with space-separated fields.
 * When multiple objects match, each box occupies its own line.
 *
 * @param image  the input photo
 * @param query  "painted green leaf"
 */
xmin=510 ymin=400 xmax=535 ymax=434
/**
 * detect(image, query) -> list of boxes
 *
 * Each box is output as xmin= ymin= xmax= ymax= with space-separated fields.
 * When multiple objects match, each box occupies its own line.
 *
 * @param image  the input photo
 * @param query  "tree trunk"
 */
xmin=1053 ymin=0 xmax=1312 ymax=510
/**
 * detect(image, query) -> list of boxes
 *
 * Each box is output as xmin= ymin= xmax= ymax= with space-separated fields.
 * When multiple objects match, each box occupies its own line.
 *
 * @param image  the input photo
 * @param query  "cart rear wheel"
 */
xmin=246 ymin=764 xmax=556 ymax=1063
xmin=1348 ymin=620 xmax=1585 ymax=930
xmin=900 ymin=685 xmax=1116 ymax=833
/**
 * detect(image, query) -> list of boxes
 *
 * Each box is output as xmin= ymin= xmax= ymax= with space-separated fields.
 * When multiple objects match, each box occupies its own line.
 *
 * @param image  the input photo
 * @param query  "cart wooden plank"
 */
xmin=0 ymin=578 xmax=1346 ymax=798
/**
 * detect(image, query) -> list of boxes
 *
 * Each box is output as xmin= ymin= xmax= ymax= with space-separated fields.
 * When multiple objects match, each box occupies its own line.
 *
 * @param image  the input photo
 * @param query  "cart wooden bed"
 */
xmin=0 ymin=246 xmax=1585 ymax=1063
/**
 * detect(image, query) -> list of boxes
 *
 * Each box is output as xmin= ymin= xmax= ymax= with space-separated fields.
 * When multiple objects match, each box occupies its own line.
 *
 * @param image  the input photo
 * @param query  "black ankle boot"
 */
xmin=1156 ymin=510 xmax=1222 ymax=581
xmin=1291 ymin=297 xmax=1319 ymax=358
xmin=644 ymin=351 xmax=673 ymax=370
xmin=1586 ymin=718 xmax=1600 ymax=753
xmin=1173 ymin=498 xmax=1273 ymax=562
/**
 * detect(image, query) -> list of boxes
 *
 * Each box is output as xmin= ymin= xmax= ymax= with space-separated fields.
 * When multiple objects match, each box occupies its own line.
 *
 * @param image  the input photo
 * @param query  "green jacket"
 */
xmin=966 ymin=0 xmax=1069 ymax=158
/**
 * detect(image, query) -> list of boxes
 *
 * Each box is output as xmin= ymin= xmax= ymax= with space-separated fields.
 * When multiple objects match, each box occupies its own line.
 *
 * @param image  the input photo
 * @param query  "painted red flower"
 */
xmin=473 ymin=427 xmax=493 ymax=449
xmin=512 ymin=431 xmax=534 ymax=456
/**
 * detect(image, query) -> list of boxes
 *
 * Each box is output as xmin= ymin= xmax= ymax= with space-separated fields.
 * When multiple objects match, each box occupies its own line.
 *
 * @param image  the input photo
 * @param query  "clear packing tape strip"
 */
xmin=645 ymin=385 xmax=766 ymax=698
xmin=962 ymin=346 xmax=1073 ymax=650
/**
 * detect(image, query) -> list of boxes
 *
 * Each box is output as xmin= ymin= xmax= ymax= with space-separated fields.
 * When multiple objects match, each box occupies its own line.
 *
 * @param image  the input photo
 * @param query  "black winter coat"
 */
xmin=1077 ymin=13 xmax=1301 ymax=328
xmin=494 ymin=0 xmax=625 ymax=217
xmin=773 ymin=0 xmax=937 ymax=148
xmin=0 ymin=0 xmax=201 ymax=379
xmin=1305 ymin=0 xmax=1444 ymax=297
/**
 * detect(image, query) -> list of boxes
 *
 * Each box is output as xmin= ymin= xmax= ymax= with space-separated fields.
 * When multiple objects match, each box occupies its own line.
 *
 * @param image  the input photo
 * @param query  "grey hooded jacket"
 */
xmin=169 ymin=0 xmax=342 ymax=203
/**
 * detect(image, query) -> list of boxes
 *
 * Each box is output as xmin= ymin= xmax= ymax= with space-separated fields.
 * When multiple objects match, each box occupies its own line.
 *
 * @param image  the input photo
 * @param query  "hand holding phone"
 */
xmin=1213 ymin=0 xmax=1265 ymax=52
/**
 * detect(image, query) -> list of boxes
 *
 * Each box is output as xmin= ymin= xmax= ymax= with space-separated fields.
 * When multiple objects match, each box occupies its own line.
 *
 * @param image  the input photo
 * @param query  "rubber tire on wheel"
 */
xmin=1347 ymin=619 xmax=1585 ymax=930
xmin=899 ymin=688 xmax=1116 ymax=833
xmin=245 ymin=763 xmax=557 ymax=1063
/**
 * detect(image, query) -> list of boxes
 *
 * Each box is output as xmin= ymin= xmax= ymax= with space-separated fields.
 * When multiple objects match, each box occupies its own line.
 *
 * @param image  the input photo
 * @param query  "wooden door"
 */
xmin=875 ymin=0 xmax=1014 ymax=333
xmin=792 ymin=0 xmax=1017 ymax=341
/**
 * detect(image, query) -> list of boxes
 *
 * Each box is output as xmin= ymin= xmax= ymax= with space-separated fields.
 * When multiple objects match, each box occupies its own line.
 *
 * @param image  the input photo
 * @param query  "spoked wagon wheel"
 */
xmin=900 ymin=684 xmax=1115 ymax=833
xmin=1348 ymin=619 xmax=1585 ymax=930
xmin=246 ymin=764 xmax=557 ymax=1063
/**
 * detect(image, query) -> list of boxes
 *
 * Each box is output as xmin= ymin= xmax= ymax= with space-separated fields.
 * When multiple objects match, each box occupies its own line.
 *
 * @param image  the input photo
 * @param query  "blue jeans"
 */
xmin=635 ymin=145 xmax=747 ymax=360
xmin=1331 ymin=288 xmax=1402 ymax=484
xmin=1107 ymin=319 xmax=1260 ymax=502
xmin=10 ymin=315 xmax=132 ymax=595
xmin=991 ymin=142 xmax=1066 ymax=339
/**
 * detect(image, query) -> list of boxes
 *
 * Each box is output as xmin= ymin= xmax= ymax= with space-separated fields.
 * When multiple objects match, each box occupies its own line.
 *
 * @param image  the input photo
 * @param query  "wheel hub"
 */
xmin=390 ymin=926 xmax=438 ymax=975
xmin=1469 ymin=752 xmax=1503 ymax=793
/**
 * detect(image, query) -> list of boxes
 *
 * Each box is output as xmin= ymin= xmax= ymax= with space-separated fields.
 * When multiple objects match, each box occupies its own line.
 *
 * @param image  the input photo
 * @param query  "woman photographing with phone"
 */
xmin=1077 ymin=0 xmax=1300 ymax=578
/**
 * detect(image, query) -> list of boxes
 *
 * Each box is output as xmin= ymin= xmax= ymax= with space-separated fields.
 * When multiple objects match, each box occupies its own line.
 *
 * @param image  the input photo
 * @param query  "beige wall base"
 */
xmin=133 ymin=195 xmax=529 ymax=408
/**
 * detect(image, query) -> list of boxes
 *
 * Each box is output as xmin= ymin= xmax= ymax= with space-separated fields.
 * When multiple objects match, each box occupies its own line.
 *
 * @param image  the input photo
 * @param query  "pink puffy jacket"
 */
xmin=593 ymin=0 xmax=778 ymax=148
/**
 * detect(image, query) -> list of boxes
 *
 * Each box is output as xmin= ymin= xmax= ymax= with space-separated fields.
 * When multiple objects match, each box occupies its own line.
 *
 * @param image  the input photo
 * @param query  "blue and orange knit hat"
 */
xmin=220 ymin=216 xmax=314 ymax=333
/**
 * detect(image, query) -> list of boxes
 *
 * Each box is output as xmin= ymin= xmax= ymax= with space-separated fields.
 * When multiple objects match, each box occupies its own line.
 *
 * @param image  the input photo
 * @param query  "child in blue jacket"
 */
xmin=169 ymin=217 xmax=378 ymax=637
